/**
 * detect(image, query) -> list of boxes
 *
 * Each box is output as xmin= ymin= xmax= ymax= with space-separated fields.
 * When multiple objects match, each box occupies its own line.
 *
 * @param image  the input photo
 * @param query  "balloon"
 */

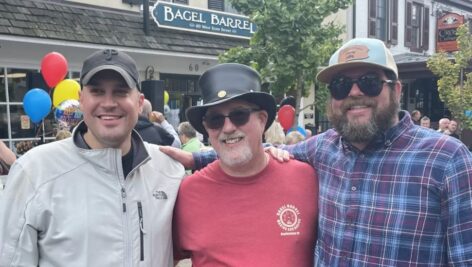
xmin=164 ymin=104 xmax=170 ymax=114
xmin=41 ymin=52 xmax=68 ymax=88
xmin=287 ymin=126 xmax=307 ymax=137
xmin=23 ymin=88 xmax=52 ymax=123
xmin=277 ymin=104 xmax=295 ymax=131
xmin=54 ymin=99 xmax=83 ymax=127
xmin=164 ymin=90 xmax=169 ymax=105
xmin=53 ymin=79 xmax=81 ymax=107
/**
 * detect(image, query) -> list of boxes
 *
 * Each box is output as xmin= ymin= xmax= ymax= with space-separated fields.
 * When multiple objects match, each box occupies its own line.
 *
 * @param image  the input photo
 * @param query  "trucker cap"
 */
xmin=317 ymin=38 xmax=398 ymax=83
xmin=80 ymin=49 xmax=140 ymax=90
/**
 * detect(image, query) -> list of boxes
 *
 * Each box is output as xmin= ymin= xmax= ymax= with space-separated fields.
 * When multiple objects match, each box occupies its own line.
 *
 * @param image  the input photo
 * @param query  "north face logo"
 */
xmin=153 ymin=190 xmax=168 ymax=200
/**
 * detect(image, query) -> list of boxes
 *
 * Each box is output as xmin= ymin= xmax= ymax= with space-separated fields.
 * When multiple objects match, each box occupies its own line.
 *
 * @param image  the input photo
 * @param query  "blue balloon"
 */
xmin=287 ymin=126 xmax=307 ymax=137
xmin=23 ymin=88 xmax=52 ymax=123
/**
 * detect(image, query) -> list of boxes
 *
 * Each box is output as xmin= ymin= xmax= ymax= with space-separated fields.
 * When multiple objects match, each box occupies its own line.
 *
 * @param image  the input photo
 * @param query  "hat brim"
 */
xmin=81 ymin=65 xmax=138 ymax=90
xmin=186 ymin=92 xmax=276 ymax=135
xmin=316 ymin=61 xmax=397 ymax=84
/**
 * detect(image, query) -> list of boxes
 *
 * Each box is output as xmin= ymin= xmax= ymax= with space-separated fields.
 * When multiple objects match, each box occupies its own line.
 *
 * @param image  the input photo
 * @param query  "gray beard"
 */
xmin=328 ymin=90 xmax=399 ymax=143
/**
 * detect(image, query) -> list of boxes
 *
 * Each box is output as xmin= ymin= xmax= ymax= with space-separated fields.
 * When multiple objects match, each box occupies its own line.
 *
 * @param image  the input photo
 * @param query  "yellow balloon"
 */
xmin=53 ymin=79 xmax=81 ymax=107
xmin=164 ymin=90 xmax=169 ymax=105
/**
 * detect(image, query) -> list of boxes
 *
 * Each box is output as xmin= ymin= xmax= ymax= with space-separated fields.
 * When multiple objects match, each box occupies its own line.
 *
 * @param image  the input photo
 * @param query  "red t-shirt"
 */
xmin=173 ymin=156 xmax=318 ymax=267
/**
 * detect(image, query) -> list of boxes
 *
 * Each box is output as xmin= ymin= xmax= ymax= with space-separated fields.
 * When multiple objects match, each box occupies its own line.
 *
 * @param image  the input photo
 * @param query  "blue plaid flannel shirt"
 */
xmin=194 ymin=111 xmax=472 ymax=266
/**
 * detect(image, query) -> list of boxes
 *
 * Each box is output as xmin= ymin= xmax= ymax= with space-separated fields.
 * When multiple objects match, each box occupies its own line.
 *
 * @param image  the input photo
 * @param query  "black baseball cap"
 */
xmin=80 ymin=49 xmax=140 ymax=90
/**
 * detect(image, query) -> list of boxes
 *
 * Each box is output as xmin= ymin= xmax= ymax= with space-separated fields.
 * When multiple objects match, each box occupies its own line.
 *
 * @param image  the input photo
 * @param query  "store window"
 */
xmin=160 ymin=73 xmax=200 ymax=125
xmin=6 ymin=68 xmax=30 ymax=103
xmin=0 ymin=67 xmax=68 ymax=154
xmin=0 ymin=105 xmax=7 ymax=139
xmin=368 ymin=0 xmax=398 ymax=44
xmin=405 ymin=1 xmax=429 ymax=52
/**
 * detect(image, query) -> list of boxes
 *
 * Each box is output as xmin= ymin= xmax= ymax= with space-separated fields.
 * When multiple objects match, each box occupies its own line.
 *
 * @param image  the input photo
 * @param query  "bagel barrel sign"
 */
xmin=151 ymin=1 xmax=256 ymax=39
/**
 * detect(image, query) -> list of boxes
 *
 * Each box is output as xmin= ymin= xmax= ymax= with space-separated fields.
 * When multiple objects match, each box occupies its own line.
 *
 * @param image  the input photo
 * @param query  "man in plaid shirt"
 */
xmin=162 ymin=38 xmax=472 ymax=266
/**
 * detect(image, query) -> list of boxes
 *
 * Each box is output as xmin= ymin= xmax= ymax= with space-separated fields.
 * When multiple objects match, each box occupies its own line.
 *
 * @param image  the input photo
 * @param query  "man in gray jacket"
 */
xmin=0 ymin=49 xmax=184 ymax=266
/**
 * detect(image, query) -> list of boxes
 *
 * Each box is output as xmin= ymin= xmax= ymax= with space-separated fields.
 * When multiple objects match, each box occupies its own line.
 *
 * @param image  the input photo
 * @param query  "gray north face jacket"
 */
xmin=0 ymin=122 xmax=184 ymax=266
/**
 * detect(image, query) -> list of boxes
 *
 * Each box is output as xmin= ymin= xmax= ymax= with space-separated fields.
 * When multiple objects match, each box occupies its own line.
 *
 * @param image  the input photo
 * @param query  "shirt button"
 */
xmin=351 ymin=186 xmax=357 ymax=191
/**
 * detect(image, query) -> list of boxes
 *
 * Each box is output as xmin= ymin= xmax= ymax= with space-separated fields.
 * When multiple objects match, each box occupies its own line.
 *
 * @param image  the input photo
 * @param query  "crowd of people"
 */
xmin=411 ymin=109 xmax=462 ymax=140
xmin=0 ymin=37 xmax=471 ymax=267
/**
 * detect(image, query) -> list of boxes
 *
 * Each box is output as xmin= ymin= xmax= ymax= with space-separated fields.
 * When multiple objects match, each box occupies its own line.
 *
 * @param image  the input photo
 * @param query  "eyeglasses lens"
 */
xmin=328 ymin=74 xmax=384 ymax=100
xmin=204 ymin=108 xmax=255 ymax=129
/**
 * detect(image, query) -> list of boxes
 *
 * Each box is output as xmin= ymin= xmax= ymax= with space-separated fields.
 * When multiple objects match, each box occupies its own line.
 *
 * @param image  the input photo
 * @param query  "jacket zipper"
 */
xmin=137 ymin=201 xmax=144 ymax=261
xmin=121 ymin=187 xmax=127 ymax=212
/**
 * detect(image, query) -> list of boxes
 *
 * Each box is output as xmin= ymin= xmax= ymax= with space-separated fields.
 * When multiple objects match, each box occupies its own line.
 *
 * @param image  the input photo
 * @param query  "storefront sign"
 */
xmin=151 ymin=1 xmax=256 ymax=39
xmin=436 ymin=12 xmax=464 ymax=52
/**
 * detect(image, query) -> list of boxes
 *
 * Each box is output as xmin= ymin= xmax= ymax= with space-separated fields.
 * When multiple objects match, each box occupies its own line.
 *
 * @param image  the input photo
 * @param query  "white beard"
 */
xmin=216 ymin=132 xmax=254 ymax=168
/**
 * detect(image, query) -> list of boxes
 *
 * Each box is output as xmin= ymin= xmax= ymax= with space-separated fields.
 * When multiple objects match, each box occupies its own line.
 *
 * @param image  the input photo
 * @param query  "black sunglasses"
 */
xmin=203 ymin=108 xmax=261 ymax=130
xmin=328 ymin=73 xmax=394 ymax=100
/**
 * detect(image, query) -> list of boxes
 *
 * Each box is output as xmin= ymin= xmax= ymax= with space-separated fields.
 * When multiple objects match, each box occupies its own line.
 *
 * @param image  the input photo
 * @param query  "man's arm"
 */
xmin=0 ymin=141 xmax=16 ymax=166
xmin=161 ymin=138 xmax=313 ymax=170
xmin=445 ymin=145 xmax=472 ymax=265
xmin=0 ymin=162 xmax=39 ymax=266
xmin=265 ymin=136 xmax=314 ymax=163
xmin=159 ymin=146 xmax=217 ymax=170
xmin=151 ymin=111 xmax=181 ymax=148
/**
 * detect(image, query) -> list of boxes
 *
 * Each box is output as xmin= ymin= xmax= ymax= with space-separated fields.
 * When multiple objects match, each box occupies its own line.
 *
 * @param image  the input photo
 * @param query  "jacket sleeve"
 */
xmin=0 ymin=161 xmax=40 ymax=266
xmin=158 ymin=120 xmax=182 ymax=148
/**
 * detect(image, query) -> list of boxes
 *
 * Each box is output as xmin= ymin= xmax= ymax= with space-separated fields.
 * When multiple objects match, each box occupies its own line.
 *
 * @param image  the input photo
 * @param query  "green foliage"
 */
xmin=427 ymin=24 xmax=472 ymax=129
xmin=219 ymin=0 xmax=351 ymax=120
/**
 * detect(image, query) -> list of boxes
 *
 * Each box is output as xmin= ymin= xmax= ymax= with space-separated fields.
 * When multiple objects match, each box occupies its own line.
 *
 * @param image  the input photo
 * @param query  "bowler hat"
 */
xmin=186 ymin=63 xmax=276 ymax=135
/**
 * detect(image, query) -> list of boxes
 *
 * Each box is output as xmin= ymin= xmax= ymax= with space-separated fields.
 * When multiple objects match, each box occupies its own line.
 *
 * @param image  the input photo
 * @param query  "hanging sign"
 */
xmin=436 ymin=12 xmax=464 ymax=52
xmin=151 ymin=1 xmax=256 ymax=39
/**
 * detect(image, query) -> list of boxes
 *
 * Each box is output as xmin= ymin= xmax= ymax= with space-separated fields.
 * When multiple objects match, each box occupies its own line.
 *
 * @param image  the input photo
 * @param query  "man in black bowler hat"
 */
xmin=173 ymin=63 xmax=318 ymax=267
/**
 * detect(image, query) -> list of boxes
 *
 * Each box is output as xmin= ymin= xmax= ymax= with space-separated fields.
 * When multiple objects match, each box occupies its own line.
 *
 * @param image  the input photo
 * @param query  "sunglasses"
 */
xmin=203 ymin=108 xmax=261 ymax=130
xmin=328 ymin=73 xmax=394 ymax=100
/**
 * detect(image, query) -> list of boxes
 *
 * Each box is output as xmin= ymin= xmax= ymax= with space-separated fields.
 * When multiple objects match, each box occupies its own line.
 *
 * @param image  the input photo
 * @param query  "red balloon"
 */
xmin=277 ymin=104 xmax=295 ymax=131
xmin=41 ymin=52 xmax=68 ymax=88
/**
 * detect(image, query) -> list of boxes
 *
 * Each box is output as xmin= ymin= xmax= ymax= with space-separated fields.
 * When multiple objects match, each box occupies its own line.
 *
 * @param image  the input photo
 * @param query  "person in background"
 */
xmin=446 ymin=119 xmax=460 ymax=139
xmin=55 ymin=129 xmax=72 ymax=141
xmin=305 ymin=129 xmax=313 ymax=138
xmin=0 ymin=49 xmax=184 ymax=266
xmin=410 ymin=109 xmax=421 ymax=125
xmin=173 ymin=63 xmax=318 ymax=267
xmin=135 ymin=98 xmax=175 ymax=146
xmin=284 ymin=131 xmax=305 ymax=145
xmin=437 ymin=117 xmax=450 ymax=133
xmin=420 ymin=115 xmax=431 ymax=128
xmin=0 ymin=141 xmax=16 ymax=175
xmin=163 ymin=38 xmax=472 ymax=266
xmin=177 ymin=122 xmax=204 ymax=153
xmin=264 ymin=118 xmax=285 ymax=146
xmin=150 ymin=109 xmax=181 ymax=148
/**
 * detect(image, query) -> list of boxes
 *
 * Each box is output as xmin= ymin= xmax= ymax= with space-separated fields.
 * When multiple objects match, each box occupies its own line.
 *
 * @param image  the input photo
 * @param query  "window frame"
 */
xmin=405 ymin=0 xmax=429 ymax=52
xmin=208 ymin=0 xmax=224 ymax=11
xmin=368 ymin=0 xmax=398 ymax=45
